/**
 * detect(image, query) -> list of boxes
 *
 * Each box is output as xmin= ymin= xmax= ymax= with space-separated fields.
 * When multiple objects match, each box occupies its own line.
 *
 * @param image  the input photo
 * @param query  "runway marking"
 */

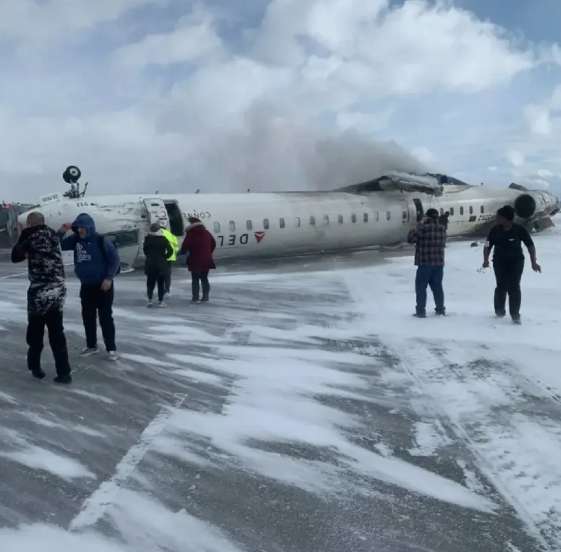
xmin=68 ymin=392 xmax=186 ymax=532
xmin=0 ymin=271 xmax=28 ymax=279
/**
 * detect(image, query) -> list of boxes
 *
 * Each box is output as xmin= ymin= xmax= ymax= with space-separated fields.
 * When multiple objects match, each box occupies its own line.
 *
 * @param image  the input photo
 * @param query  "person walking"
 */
xmin=58 ymin=213 xmax=121 ymax=360
xmin=407 ymin=208 xmax=447 ymax=317
xmin=179 ymin=216 xmax=216 ymax=303
xmin=482 ymin=205 xmax=541 ymax=324
xmin=143 ymin=223 xmax=173 ymax=307
xmin=160 ymin=222 xmax=178 ymax=296
xmin=12 ymin=212 xmax=72 ymax=383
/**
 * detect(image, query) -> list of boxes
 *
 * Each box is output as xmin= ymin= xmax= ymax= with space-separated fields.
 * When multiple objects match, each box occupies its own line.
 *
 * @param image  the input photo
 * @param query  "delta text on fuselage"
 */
xmin=16 ymin=168 xmax=560 ymax=270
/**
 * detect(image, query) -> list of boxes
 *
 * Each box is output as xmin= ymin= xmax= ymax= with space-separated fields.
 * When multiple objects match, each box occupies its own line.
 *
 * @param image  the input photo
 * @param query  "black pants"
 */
xmin=191 ymin=270 xmax=210 ymax=300
xmin=80 ymin=283 xmax=117 ymax=351
xmin=493 ymin=259 xmax=524 ymax=316
xmin=27 ymin=306 xmax=71 ymax=376
xmin=147 ymin=271 xmax=166 ymax=302
xmin=164 ymin=261 xmax=173 ymax=293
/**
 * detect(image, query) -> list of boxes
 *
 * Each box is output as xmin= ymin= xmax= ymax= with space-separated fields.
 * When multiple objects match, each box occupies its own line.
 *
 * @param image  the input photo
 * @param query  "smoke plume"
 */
xmin=185 ymin=104 xmax=430 ymax=193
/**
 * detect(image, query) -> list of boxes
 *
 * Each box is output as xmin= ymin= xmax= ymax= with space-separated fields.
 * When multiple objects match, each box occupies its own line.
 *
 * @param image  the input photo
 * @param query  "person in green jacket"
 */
xmin=160 ymin=223 xmax=179 ymax=295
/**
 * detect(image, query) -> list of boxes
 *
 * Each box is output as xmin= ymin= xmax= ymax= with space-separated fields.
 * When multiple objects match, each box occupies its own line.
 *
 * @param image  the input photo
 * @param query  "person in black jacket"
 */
xmin=143 ymin=223 xmax=173 ymax=307
xmin=11 ymin=212 xmax=72 ymax=383
xmin=482 ymin=205 xmax=541 ymax=324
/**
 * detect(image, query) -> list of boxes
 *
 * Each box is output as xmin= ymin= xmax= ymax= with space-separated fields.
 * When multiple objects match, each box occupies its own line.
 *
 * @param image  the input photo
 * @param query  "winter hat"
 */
xmin=497 ymin=205 xmax=515 ymax=221
xmin=149 ymin=223 xmax=161 ymax=233
xmin=425 ymin=208 xmax=439 ymax=218
xmin=187 ymin=216 xmax=201 ymax=224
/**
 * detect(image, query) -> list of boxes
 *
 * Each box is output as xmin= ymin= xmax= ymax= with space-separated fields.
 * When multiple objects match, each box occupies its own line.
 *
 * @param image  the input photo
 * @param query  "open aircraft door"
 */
xmin=142 ymin=198 xmax=170 ymax=230
xmin=398 ymin=200 xmax=410 ymax=224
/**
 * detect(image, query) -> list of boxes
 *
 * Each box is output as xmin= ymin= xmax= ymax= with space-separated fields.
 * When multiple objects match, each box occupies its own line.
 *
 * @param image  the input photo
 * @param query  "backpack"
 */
xmin=98 ymin=235 xmax=121 ymax=276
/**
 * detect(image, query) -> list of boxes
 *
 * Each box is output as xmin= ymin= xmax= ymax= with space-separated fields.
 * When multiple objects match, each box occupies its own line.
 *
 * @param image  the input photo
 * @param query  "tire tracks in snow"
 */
xmin=384 ymin=338 xmax=558 ymax=551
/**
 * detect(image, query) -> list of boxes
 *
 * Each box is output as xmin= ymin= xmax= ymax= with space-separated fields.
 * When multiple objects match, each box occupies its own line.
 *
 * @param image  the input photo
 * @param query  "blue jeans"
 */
xmin=415 ymin=265 xmax=445 ymax=315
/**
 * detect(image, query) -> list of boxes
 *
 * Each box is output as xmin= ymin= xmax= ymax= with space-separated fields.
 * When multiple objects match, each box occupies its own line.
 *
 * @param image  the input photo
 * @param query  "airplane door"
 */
xmin=142 ymin=198 xmax=170 ymax=229
xmin=413 ymin=199 xmax=424 ymax=222
xmin=398 ymin=200 xmax=409 ymax=223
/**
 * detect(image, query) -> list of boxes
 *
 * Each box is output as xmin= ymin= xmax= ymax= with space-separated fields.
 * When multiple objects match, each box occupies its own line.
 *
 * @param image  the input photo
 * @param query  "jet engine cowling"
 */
xmin=513 ymin=191 xmax=559 ymax=224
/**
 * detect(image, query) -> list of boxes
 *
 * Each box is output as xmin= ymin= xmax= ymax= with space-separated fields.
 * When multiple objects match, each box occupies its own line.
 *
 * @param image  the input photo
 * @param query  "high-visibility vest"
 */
xmin=161 ymin=228 xmax=178 ymax=261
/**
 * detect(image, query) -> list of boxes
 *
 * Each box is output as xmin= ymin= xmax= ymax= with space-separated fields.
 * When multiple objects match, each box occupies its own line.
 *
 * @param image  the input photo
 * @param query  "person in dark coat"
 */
xmin=11 ymin=212 xmax=72 ymax=383
xmin=438 ymin=211 xmax=450 ymax=230
xmin=143 ymin=223 xmax=173 ymax=307
xmin=179 ymin=217 xmax=216 ymax=303
xmin=482 ymin=205 xmax=541 ymax=324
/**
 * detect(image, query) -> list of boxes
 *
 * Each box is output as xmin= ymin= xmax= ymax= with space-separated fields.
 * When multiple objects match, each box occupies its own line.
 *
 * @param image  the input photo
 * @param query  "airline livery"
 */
xmin=16 ymin=167 xmax=560 ymax=269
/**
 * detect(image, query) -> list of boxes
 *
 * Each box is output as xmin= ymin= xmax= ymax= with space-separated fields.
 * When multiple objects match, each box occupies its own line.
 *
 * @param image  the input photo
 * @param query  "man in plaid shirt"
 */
xmin=407 ymin=208 xmax=447 ymax=317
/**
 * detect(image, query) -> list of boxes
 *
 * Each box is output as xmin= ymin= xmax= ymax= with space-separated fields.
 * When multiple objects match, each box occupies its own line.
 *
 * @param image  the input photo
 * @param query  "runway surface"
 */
xmin=0 ymin=242 xmax=559 ymax=552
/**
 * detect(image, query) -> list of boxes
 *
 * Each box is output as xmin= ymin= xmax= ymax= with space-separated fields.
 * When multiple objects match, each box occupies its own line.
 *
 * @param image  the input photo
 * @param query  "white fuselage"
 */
xmin=16 ymin=185 xmax=559 ymax=268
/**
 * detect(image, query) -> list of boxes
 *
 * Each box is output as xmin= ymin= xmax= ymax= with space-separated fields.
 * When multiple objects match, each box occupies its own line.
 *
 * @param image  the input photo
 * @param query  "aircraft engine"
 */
xmin=514 ymin=190 xmax=560 ymax=225
xmin=514 ymin=193 xmax=537 ymax=219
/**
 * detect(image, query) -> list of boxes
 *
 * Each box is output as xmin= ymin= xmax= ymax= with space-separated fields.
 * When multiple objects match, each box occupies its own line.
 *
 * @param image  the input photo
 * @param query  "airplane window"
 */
xmin=460 ymin=207 xmax=464 ymax=215
xmin=375 ymin=212 xmax=379 ymax=221
xmin=324 ymin=215 xmax=329 ymax=224
xmin=450 ymin=208 xmax=454 ymax=216
xmin=440 ymin=208 xmax=444 ymax=215
xmin=363 ymin=213 xmax=368 ymax=222
xmin=402 ymin=211 xmax=407 ymax=220
xmin=295 ymin=217 xmax=300 ymax=227
xmin=246 ymin=220 xmax=252 ymax=230
xmin=280 ymin=217 xmax=285 ymax=228
xmin=310 ymin=216 xmax=315 ymax=225
xmin=480 ymin=206 xmax=484 ymax=214
xmin=229 ymin=221 xmax=235 ymax=232
xmin=338 ymin=215 xmax=343 ymax=223
xmin=469 ymin=206 xmax=473 ymax=215
xmin=386 ymin=211 xmax=391 ymax=220
xmin=103 ymin=230 xmax=139 ymax=249
xmin=214 ymin=222 xmax=220 ymax=233
xmin=351 ymin=214 xmax=356 ymax=223
xmin=263 ymin=219 xmax=269 ymax=229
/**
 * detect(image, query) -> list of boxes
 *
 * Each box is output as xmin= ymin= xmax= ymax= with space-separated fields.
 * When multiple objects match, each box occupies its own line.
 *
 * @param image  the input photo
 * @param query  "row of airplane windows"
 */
xmin=210 ymin=204 xmax=487 ymax=234
xmin=212 ymin=212 xmax=389 ymax=234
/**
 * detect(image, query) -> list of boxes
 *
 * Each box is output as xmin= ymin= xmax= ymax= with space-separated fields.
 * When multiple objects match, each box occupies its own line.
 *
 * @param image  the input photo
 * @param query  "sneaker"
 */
xmin=79 ymin=347 xmax=99 ymax=356
xmin=54 ymin=374 xmax=72 ymax=384
xmin=200 ymin=297 xmax=209 ymax=302
xmin=158 ymin=301 xmax=165 ymax=308
xmin=31 ymin=369 xmax=46 ymax=380
xmin=511 ymin=315 xmax=521 ymax=325
xmin=190 ymin=299 xmax=199 ymax=304
xmin=413 ymin=312 xmax=427 ymax=318
xmin=147 ymin=300 xmax=153 ymax=307
xmin=435 ymin=310 xmax=446 ymax=316
xmin=495 ymin=310 xmax=506 ymax=318
xmin=106 ymin=351 xmax=119 ymax=361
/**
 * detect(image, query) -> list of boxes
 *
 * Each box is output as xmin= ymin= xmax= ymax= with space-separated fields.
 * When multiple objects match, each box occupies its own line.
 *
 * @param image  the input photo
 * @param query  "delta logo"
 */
xmin=254 ymin=231 xmax=266 ymax=243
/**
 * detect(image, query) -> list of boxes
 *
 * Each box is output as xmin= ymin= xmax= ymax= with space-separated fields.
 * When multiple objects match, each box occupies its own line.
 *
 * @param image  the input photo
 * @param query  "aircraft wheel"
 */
xmin=63 ymin=165 xmax=81 ymax=184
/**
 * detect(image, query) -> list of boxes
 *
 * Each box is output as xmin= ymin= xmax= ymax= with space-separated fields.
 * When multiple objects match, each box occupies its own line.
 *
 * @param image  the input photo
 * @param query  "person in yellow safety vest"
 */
xmin=160 ymin=224 xmax=179 ymax=295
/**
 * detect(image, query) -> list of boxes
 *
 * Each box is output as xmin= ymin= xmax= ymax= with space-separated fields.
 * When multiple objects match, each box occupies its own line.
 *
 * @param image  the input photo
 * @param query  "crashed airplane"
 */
xmin=15 ymin=167 xmax=560 ymax=269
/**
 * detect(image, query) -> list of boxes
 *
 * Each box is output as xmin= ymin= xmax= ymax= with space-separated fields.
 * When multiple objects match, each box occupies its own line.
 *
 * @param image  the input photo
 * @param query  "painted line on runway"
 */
xmin=0 ymin=271 xmax=28 ymax=279
xmin=68 ymin=392 xmax=186 ymax=532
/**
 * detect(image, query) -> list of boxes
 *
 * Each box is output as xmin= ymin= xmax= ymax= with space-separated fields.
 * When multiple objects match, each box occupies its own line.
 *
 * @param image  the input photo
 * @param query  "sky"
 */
xmin=1 ymin=0 xmax=561 ymax=201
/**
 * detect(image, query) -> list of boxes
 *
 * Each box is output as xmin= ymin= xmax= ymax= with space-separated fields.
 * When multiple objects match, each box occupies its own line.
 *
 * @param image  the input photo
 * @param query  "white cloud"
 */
xmin=506 ymin=150 xmax=525 ymax=167
xmin=523 ymin=104 xmax=553 ymax=135
xmin=0 ymin=0 xmax=559 ymax=201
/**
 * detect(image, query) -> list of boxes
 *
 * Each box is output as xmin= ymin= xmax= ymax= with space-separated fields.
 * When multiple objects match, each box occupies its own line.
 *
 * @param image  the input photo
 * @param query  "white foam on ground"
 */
xmin=0 ymin=445 xmax=95 ymax=481
xmin=157 ymin=342 xmax=494 ymax=512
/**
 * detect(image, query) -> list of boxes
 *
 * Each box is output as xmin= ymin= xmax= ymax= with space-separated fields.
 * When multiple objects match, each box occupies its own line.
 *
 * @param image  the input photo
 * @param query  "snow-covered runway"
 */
xmin=0 ymin=236 xmax=559 ymax=551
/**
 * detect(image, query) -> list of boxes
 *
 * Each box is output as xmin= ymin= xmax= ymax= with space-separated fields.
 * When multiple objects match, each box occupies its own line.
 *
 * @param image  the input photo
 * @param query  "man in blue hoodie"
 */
xmin=58 ymin=213 xmax=121 ymax=360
